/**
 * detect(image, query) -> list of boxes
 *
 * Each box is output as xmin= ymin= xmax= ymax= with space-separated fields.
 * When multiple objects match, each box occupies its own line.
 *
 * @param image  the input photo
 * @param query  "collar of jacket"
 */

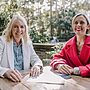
xmin=66 ymin=35 xmax=90 ymax=47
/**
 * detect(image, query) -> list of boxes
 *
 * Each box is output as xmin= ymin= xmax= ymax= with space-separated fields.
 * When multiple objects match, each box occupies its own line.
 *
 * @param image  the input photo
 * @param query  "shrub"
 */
xmin=0 ymin=12 xmax=9 ymax=35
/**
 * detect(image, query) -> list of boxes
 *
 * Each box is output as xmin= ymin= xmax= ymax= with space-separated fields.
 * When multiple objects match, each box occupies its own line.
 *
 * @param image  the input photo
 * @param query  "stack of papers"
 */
xmin=27 ymin=66 xmax=65 ymax=85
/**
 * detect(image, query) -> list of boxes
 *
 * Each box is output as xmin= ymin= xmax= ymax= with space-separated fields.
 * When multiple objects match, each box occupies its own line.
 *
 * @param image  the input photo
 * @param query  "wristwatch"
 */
xmin=73 ymin=67 xmax=80 ymax=75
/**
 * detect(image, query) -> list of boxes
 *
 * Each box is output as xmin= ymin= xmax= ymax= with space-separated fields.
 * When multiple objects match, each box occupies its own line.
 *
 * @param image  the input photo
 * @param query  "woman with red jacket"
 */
xmin=50 ymin=13 xmax=90 ymax=77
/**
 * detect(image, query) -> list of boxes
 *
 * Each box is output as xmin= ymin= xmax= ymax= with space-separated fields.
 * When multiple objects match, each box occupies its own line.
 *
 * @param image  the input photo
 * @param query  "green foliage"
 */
xmin=0 ymin=1 xmax=77 ymax=42
xmin=0 ymin=12 xmax=9 ymax=35
xmin=58 ymin=32 xmax=75 ymax=41
xmin=29 ymin=9 xmax=76 ymax=43
xmin=29 ymin=26 xmax=50 ymax=43
xmin=42 ymin=59 xmax=51 ymax=66
xmin=46 ymin=43 xmax=64 ymax=58
xmin=51 ymin=9 xmax=76 ymax=41
xmin=0 ymin=0 xmax=20 ymax=35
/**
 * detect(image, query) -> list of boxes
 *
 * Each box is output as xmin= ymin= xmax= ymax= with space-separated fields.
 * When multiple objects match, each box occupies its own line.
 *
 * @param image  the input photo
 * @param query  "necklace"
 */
xmin=77 ymin=42 xmax=84 ymax=46
xmin=77 ymin=41 xmax=84 ymax=55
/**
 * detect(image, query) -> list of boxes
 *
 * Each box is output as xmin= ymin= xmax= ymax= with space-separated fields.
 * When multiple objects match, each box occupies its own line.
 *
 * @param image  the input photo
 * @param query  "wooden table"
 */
xmin=0 ymin=66 xmax=90 ymax=90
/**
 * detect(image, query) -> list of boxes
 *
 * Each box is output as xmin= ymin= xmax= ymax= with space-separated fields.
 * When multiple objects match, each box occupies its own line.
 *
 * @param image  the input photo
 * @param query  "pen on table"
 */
xmin=21 ymin=74 xmax=31 ymax=90
xmin=33 ymin=82 xmax=64 ymax=85
xmin=21 ymin=82 xmax=31 ymax=90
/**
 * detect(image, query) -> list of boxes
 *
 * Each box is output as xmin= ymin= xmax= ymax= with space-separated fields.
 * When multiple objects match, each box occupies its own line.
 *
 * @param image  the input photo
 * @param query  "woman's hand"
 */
xmin=30 ymin=65 xmax=41 ymax=77
xmin=4 ymin=69 xmax=22 ymax=82
xmin=57 ymin=64 xmax=74 ymax=75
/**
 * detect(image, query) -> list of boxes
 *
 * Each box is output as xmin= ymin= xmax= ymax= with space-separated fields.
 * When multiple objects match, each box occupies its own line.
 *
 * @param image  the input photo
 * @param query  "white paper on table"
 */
xmin=26 ymin=66 xmax=65 ymax=85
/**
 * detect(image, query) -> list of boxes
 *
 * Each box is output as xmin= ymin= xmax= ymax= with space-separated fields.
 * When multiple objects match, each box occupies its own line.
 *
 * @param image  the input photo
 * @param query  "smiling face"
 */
xmin=72 ymin=15 xmax=88 ymax=36
xmin=11 ymin=20 xmax=26 ymax=43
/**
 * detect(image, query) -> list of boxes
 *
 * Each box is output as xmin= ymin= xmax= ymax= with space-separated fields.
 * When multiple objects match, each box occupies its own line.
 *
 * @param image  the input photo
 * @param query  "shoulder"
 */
xmin=85 ymin=35 xmax=90 ymax=45
xmin=0 ymin=36 xmax=7 ymax=47
xmin=60 ymin=36 xmax=76 ymax=52
xmin=85 ymin=35 xmax=90 ymax=40
xmin=0 ymin=36 xmax=6 ymax=43
xmin=24 ymin=38 xmax=33 ymax=47
xmin=28 ymin=39 xmax=33 ymax=45
xmin=64 ymin=36 xmax=75 ymax=47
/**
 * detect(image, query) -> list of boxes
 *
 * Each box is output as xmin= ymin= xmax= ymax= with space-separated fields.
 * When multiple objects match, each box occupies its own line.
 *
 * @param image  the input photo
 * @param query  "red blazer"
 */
xmin=50 ymin=35 xmax=90 ymax=77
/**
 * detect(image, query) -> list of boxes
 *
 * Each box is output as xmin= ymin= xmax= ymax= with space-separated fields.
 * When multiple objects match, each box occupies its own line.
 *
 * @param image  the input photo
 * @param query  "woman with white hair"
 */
xmin=0 ymin=13 xmax=43 ymax=82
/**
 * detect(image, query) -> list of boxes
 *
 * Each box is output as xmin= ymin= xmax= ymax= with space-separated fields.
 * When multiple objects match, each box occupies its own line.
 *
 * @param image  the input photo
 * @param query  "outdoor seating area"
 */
xmin=0 ymin=0 xmax=90 ymax=90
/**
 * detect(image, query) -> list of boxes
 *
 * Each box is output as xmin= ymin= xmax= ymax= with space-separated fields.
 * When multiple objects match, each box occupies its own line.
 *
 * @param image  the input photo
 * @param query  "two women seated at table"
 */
xmin=50 ymin=13 xmax=90 ymax=77
xmin=0 ymin=12 xmax=90 ymax=83
xmin=0 ymin=13 xmax=43 ymax=82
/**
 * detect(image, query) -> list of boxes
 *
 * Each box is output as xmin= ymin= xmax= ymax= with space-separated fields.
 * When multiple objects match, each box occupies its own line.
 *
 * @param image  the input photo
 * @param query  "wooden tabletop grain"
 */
xmin=0 ymin=66 xmax=90 ymax=90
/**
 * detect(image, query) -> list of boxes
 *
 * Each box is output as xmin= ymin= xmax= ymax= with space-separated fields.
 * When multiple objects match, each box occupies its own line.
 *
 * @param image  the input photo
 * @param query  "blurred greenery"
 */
xmin=0 ymin=0 xmax=89 ymax=43
xmin=29 ymin=26 xmax=50 ymax=43
xmin=0 ymin=12 xmax=9 ymax=35
xmin=46 ymin=43 xmax=64 ymax=58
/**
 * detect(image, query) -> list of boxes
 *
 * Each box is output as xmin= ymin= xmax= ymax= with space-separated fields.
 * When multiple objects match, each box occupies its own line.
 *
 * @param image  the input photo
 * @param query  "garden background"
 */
xmin=0 ymin=0 xmax=90 ymax=65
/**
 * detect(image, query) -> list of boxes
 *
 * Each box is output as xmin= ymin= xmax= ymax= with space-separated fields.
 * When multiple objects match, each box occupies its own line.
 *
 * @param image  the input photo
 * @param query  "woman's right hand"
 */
xmin=56 ymin=64 xmax=73 ymax=75
xmin=4 ymin=69 xmax=22 ymax=82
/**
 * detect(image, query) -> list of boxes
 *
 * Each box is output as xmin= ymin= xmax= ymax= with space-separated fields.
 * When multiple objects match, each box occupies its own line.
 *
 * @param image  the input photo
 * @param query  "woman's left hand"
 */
xmin=30 ymin=65 xmax=41 ymax=77
xmin=57 ymin=64 xmax=74 ymax=75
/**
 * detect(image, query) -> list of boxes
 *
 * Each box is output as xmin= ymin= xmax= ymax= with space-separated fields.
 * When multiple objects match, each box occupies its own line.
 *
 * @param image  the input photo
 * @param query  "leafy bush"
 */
xmin=52 ymin=9 xmax=76 ymax=41
xmin=29 ymin=26 xmax=50 ymax=43
xmin=29 ymin=9 xmax=76 ymax=43
xmin=0 ymin=12 xmax=9 ymax=35
xmin=46 ymin=43 xmax=65 ymax=58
